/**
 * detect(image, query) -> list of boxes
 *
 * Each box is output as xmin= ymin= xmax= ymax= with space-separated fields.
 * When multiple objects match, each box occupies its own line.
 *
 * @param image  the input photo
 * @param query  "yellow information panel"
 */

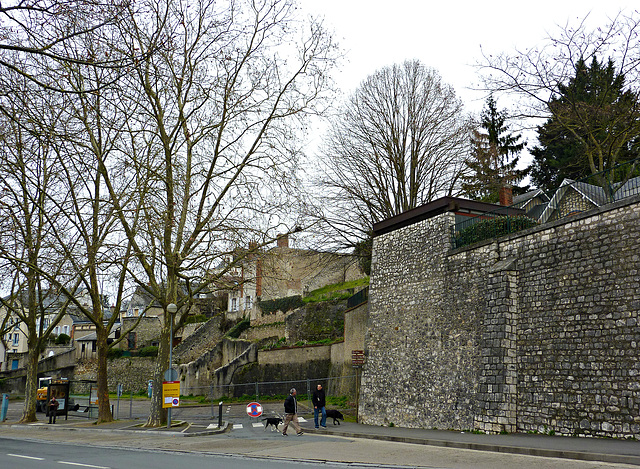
xmin=162 ymin=381 xmax=180 ymax=408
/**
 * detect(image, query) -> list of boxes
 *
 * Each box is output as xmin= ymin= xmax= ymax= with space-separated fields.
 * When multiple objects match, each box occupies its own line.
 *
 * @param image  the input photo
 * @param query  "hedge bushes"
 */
xmin=257 ymin=295 xmax=305 ymax=314
xmin=454 ymin=215 xmax=539 ymax=248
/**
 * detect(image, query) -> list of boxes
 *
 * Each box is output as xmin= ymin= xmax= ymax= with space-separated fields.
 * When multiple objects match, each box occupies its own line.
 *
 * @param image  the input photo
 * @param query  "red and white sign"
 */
xmin=246 ymin=402 xmax=263 ymax=418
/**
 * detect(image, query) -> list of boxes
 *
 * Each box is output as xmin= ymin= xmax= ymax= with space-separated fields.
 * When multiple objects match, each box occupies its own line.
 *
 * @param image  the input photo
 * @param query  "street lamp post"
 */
xmin=167 ymin=303 xmax=178 ymax=429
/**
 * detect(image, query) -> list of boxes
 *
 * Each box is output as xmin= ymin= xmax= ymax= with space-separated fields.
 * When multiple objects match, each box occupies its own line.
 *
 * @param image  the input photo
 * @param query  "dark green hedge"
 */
xmin=225 ymin=318 xmax=251 ymax=339
xmin=454 ymin=215 xmax=539 ymax=248
xmin=257 ymin=295 xmax=305 ymax=314
xmin=138 ymin=346 xmax=158 ymax=357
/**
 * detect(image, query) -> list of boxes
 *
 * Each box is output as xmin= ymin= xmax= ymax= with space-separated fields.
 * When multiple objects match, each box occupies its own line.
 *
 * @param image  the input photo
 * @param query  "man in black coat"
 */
xmin=312 ymin=383 xmax=327 ymax=429
xmin=48 ymin=396 xmax=59 ymax=424
xmin=282 ymin=388 xmax=303 ymax=436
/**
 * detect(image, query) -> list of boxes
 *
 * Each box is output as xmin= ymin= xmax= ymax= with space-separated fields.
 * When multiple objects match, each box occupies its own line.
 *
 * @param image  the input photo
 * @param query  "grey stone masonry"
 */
xmin=361 ymin=195 xmax=640 ymax=438
xmin=475 ymin=260 xmax=518 ymax=433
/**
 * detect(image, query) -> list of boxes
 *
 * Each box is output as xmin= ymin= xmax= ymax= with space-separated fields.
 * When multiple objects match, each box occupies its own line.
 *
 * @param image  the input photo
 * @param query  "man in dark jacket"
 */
xmin=48 ymin=396 xmax=59 ymax=424
xmin=312 ymin=383 xmax=327 ymax=429
xmin=282 ymin=388 xmax=303 ymax=436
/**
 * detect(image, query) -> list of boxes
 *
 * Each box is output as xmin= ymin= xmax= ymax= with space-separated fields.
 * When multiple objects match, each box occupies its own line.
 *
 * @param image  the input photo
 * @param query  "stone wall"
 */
xmin=73 ymin=357 xmax=156 ymax=394
xmin=361 ymin=195 xmax=640 ymax=438
xmin=173 ymin=316 xmax=224 ymax=364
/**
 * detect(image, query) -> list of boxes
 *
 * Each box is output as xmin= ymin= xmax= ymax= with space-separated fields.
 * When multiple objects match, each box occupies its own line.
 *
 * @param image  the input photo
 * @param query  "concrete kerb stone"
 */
xmin=316 ymin=428 xmax=640 ymax=467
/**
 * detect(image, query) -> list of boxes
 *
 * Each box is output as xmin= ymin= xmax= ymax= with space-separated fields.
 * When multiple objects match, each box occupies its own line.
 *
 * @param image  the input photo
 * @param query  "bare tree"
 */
xmin=0 ymin=76 xmax=80 ymax=422
xmin=98 ymin=0 xmax=339 ymax=426
xmin=478 ymin=11 xmax=640 ymax=180
xmin=0 ymin=1 xmax=145 ymax=93
xmin=313 ymin=60 xmax=471 ymax=259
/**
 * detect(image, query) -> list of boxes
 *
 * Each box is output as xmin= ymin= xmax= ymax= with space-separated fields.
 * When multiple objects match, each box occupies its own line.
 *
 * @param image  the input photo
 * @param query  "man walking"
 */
xmin=312 ymin=383 xmax=327 ymax=429
xmin=282 ymin=388 xmax=303 ymax=436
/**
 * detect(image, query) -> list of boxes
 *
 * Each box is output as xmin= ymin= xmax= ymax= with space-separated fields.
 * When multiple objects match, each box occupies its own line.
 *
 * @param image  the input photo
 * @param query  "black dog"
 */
xmin=262 ymin=417 xmax=283 ymax=431
xmin=325 ymin=409 xmax=344 ymax=425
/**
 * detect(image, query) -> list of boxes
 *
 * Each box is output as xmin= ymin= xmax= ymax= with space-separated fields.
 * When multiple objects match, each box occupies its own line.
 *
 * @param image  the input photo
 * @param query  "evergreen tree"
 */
xmin=529 ymin=57 xmax=640 ymax=194
xmin=462 ymin=96 xmax=527 ymax=203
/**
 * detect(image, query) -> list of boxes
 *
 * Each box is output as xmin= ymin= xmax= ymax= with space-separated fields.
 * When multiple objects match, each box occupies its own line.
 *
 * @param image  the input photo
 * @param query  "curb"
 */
xmin=317 ymin=428 xmax=640 ymax=467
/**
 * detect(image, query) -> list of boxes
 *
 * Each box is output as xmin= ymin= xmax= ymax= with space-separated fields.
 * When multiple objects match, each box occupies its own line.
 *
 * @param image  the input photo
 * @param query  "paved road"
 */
xmin=3 ymin=399 xmax=640 ymax=468
xmin=2 ymin=436 xmax=399 ymax=469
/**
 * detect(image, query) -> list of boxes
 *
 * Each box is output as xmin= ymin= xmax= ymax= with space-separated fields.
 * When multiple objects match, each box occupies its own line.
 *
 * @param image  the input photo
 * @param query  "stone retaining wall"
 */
xmin=361 ymin=195 xmax=640 ymax=438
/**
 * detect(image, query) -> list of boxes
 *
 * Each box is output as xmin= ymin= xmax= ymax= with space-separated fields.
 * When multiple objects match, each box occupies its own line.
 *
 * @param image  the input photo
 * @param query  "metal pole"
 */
xmin=130 ymin=390 xmax=133 ymax=418
xmin=218 ymin=401 xmax=223 ymax=428
xmin=116 ymin=388 xmax=120 ymax=420
xmin=167 ymin=317 xmax=173 ymax=429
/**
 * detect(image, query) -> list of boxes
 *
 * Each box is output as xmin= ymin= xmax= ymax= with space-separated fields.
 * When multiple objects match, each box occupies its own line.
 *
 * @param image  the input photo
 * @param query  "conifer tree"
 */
xmin=529 ymin=57 xmax=640 ymax=194
xmin=462 ymin=96 xmax=527 ymax=203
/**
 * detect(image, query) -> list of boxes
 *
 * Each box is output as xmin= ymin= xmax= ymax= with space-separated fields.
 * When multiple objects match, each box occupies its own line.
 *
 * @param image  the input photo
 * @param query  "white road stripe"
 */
xmin=233 ymin=423 xmax=243 ymax=429
xmin=298 ymin=417 xmax=307 ymax=422
xmin=252 ymin=422 xmax=264 ymax=428
xmin=57 ymin=462 xmax=110 ymax=469
xmin=206 ymin=423 xmax=219 ymax=429
xmin=8 ymin=454 xmax=45 ymax=461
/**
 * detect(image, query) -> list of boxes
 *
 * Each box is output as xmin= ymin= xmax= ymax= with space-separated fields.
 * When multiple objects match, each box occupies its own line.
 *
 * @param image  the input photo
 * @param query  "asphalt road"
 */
xmin=3 ymin=399 xmax=640 ymax=468
xmin=1 ymin=437 xmax=390 ymax=469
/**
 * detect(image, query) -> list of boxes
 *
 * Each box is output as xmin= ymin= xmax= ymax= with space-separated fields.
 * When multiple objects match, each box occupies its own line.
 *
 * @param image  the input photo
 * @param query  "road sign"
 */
xmin=162 ymin=381 xmax=180 ymax=408
xmin=164 ymin=368 xmax=178 ymax=381
xmin=246 ymin=402 xmax=263 ymax=418
xmin=352 ymin=349 xmax=365 ymax=367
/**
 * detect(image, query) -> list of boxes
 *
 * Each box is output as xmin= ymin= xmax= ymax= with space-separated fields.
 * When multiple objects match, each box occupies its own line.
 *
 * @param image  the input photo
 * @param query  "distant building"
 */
xmin=226 ymin=234 xmax=365 ymax=320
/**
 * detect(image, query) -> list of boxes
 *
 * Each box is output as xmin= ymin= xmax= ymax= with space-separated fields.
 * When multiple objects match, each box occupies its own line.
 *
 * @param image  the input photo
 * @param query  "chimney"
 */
xmin=499 ymin=185 xmax=513 ymax=206
xmin=276 ymin=233 xmax=289 ymax=248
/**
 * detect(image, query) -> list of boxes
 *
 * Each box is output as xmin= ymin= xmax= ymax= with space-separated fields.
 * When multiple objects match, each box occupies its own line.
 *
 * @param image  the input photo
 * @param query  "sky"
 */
xmin=298 ymin=0 xmax=636 ymax=110
xmin=296 ymin=0 xmax=636 ymax=163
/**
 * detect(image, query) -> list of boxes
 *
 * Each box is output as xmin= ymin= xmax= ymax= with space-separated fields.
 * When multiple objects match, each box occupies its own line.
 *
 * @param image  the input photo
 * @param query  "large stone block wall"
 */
xmin=360 ymin=213 xmax=486 ymax=429
xmin=361 ymin=195 xmax=640 ymax=438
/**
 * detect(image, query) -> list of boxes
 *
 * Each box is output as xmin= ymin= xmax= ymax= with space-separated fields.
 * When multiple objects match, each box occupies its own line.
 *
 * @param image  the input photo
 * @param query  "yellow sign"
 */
xmin=162 ymin=381 xmax=180 ymax=408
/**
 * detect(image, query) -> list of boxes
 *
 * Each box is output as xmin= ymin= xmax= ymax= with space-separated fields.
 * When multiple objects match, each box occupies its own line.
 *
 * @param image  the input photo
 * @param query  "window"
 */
xmin=246 ymin=296 xmax=252 ymax=309
xmin=134 ymin=308 xmax=140 ymax=316
xmin=62 ymin=325 xmax=69 ymax=335
xmin=128 ymin=332 xmax=136 ymax=350
xmin=231 ymin=298 xmax=238 ymax=311
xmin=12 ymin=334 xmax=19 ymax=346
xmin=54 ymin=326 xmax=60 ymax=335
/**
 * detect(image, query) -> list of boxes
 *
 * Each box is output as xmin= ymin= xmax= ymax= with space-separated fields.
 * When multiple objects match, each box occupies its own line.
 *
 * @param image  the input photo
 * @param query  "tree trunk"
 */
xmin=19 ymin=339 xmax=39 ymax=423
xmin=144 ymin=325 xmax=169 ymax=427
xmin=95 ymin=326 xmax=113 ymax=423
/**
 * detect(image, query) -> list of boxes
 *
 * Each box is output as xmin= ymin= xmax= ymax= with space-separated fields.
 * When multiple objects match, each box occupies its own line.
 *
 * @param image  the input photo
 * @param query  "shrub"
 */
xmin=257 ymin=295 xmax=305 ymax=314
xmin=138 ymin=346 xmax=159 ymax=357
xmin=185 ymin=314 xmax=208 ymax=324
xmin=454 ymin=215 xmax=539 ymax=248
xmin=225 ymin=318 xmax=250 ymax=339
xmin=55 ymin=333 xmax=71 ymax=345
xmin=107 ymin=348 xmax=124 ymax=359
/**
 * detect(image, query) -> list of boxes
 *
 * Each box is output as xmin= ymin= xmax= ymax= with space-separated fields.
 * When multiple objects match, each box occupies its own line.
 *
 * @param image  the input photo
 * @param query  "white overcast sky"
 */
xmin=298 ymin=0 xmax=635 ymax=109
xmin=296 ymin=0 xmax=636 ymax=160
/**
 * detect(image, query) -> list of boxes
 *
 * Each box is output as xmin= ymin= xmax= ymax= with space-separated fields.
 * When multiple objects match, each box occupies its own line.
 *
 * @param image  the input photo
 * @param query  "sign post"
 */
xmin=163 ymin=379 xmax=180 ymax=429
xmin=352 ymin=350 xmax=365 ymax=423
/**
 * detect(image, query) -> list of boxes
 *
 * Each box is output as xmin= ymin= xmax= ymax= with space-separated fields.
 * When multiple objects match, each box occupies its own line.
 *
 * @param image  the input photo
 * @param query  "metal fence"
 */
xmin=452 ymin=158 xmax=640 ymax=249
xmin=186 ymin=375 xmax=357 ymax=406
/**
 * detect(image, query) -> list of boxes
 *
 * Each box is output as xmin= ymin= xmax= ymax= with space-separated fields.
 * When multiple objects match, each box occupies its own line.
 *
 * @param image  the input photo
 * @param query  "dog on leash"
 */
xmin=262 ymin=417 xmax=284 ymax=431
xmin=325 ymin=409 xmax=344 ymax=425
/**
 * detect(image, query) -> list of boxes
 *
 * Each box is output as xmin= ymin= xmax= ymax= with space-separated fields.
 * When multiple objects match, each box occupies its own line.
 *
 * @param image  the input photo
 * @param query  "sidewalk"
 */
xmin=2 ymin=411 xmax=640 ymax=466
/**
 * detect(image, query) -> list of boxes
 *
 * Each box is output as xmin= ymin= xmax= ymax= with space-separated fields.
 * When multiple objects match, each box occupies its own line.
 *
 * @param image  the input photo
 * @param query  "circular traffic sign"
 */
xmin=164 ymin=368 xmax=178 ymax=381
xmin=172 ymin=398 xmax=179 ymax=406
xmin=246 ymin=402 xmax=263 ymax=417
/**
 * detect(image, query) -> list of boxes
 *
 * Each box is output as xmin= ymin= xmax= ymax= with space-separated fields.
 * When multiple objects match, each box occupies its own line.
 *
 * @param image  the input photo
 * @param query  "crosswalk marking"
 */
xmin=206 ymin=424 xmax=220 ymax=429
xmin=233 ymin=423 xmax=243 ymax=429
xmin=298 ymin=417 xmax=307 ymax=422
xmin=252 ymin=422 xmax=264 ymax=428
